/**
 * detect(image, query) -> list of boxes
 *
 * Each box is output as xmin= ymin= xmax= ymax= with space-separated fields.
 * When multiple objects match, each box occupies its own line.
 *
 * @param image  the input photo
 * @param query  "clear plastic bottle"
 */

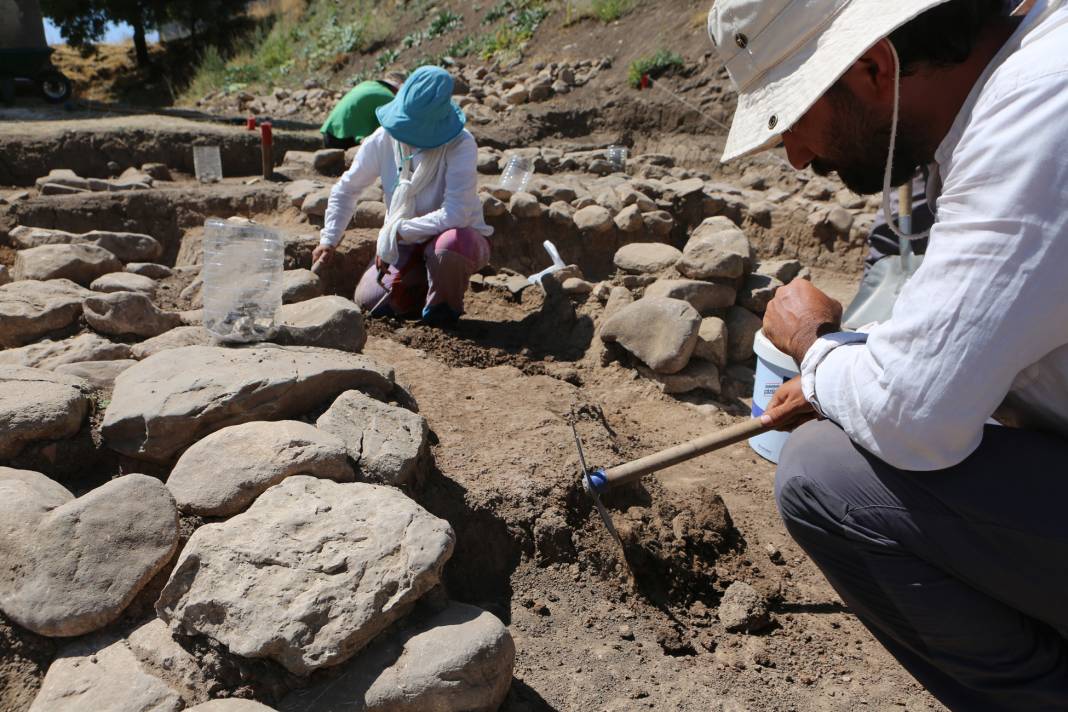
xmin=202 ymin=218 xmax=284 ymax=343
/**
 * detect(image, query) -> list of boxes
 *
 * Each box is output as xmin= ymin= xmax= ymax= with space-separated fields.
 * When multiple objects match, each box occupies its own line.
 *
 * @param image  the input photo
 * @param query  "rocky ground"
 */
xmin=0 ymin=41 xmax=944 ymax=712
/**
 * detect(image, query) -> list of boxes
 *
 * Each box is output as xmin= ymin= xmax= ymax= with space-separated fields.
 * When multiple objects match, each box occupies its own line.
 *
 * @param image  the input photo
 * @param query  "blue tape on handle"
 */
xmin=587 ymin=467 xmax=608 ymax=493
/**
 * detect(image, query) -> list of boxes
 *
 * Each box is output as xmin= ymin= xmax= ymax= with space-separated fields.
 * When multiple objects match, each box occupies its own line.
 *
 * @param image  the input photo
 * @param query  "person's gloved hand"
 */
xmin=763 ymin=280 xmax=843 ymax=364
xmin=761 ymin=376 xmax=817 ymax=431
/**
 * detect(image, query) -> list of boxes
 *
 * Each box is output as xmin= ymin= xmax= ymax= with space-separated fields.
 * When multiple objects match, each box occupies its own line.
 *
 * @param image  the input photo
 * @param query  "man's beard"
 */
xmin=810 ymin=83 xmax=929 ymax=195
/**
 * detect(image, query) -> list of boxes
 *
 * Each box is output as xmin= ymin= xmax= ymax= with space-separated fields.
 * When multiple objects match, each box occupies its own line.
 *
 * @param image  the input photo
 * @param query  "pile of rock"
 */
xmin=458 ymin=57 xmax=611 ymax=123
xmin=1 ymin=233 xmax=515 ymax=711
xmin=34 ymin=166 xmax=168 ymax=196
xmin=192 ymin=57 xmax=609 ymax=126
xmin=594 ymin=216 xmax=806 ymax=397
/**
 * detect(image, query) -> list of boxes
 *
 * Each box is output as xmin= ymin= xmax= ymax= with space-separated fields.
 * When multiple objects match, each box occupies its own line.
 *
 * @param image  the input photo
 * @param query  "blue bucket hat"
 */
xmin=375 ymin=66 xmax=466 ymax=150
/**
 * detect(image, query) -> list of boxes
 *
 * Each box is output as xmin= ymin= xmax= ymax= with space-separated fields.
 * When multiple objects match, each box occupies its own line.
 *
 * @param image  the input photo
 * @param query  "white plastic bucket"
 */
xmin=750 ymin=329 xmax=800 ymax=463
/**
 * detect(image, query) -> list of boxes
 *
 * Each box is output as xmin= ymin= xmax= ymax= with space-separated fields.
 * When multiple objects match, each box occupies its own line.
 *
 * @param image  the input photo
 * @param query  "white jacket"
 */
xmin=319 ymin=127 xmax=493 ymax=248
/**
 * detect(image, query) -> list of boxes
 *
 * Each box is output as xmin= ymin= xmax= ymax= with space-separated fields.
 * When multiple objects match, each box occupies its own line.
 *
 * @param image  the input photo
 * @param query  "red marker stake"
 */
xmin=260 ymin=121 xmax=273 ymax=179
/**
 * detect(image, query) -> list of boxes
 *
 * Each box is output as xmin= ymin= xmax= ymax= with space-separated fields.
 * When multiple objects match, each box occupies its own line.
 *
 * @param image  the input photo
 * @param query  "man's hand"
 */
xmin=312 ymin=244 xmax=336 ymax=265
xmin=761 ymin=376 xmax=816 ymax=432
xmin=763 ymin=280 xmax=843 ymax=364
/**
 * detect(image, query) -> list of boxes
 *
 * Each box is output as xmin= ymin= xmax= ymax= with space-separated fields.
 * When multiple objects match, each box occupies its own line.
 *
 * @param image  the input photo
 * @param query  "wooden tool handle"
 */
xmin=600 ymin=418 xmax=772 ymax=489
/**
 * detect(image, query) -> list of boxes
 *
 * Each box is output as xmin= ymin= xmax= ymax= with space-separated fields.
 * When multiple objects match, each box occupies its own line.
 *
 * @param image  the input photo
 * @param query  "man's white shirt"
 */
xmin=802 ymin=0 xmax=1068 ymax=470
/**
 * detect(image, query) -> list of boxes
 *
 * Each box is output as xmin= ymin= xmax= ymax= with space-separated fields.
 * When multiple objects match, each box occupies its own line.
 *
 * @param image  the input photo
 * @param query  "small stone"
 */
xmin=573 ymin=205 xmax=614 ymax=233
xmin=84 ymin=292 xmax=182 ymax=339
xmin=725 ymin=306 xmax=763 ymax=363
xmin=509 ymin=191 xmax=542 ymax=218
xmin=718 ymin=581 xmax=771 ymax=633
xmin=126 ymin=263 xmax=173 ymax=280
xmin=301 ymin=188 xmax=332 ymax=217
xmin=603 ymin=286 xmax=634 ymax=320
xmin=278 ymin=603 xmax=513 ymax=712
xmin=644 ymin=278 xmax=735 ymax=315
xmin=282 ymin=268 xmax=324 ymax=304
xmin=562 ymin=277 xmax=593 ymax=295
xmin=642 ymin=210 xmax=675 ymax=237
xmin=826 ymin=206 xmax=855 ymax=235
xmin=600 ymin=297 xmax=701 ymax=375
xmin=272 ymin=295 xmax=366 ymax=353
xmin=141 ymin=163 xmax=172 ymax=181
xmin=676 ymin=216 xmax=753 ymax=281
xmin=756 ymin=259 xmax=802 ymax=284
xmin=694 ymin=316 xmax=728 ymax=367
xmin=613 ymin=204 xmax=644 ymax=232
xmin=0 ymin=368 xmax=89 ymax=459
xmin=548 ymin=200 xmax=574 ymax=225
xmin=638 ymin=358 xmax=721 ymax=395
xmin=765 ymin=543 xmax=785 ymax=565
xmin=316 ymin=389 xmax=429 ymax=486
xmin=284 ymin=179 xmax=324 ymax=208
xmin=481 ymin=193 xmax=507 ymax=217
xmin=503 ymin=85 xmax=529 ymax=105
xmin=89 ymin=272 xmax=157 ymax=297
xmin=28 ymin=633 xmax=183 ymax=712
xmin=736 ymin=273 xmax=783 ymax=314
xmin=618 ymin=624 xmax=635 ymax=641
xmin=613 ymin=243 xmax=682 ymax=274
xmin=313 ymin=148 xmax=346 ymax=175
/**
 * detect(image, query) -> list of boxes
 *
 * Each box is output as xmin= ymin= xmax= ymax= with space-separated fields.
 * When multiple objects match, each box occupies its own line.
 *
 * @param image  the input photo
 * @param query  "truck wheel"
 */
xmin=39 ymin=71 xmax=72 ymax=103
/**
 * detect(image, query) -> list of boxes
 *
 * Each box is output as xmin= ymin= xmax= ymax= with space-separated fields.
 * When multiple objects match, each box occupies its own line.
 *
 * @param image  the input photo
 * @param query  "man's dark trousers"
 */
xmin=776 ymin=420 xmax=1068 ymax=711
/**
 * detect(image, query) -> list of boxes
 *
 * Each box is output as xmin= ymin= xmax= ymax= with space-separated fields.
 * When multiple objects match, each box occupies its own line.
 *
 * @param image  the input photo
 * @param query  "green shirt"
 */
xmin=320 ymin=80 xmax=396 ymax=141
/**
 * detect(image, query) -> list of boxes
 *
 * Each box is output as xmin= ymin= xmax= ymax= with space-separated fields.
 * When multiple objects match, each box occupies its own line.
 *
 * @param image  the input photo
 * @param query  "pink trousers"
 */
xmin=354 ymin=228 xmax=491 ymax=316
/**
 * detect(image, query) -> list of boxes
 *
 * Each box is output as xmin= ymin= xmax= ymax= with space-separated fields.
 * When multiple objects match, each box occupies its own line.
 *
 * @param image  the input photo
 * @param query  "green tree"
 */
xmin=41 ymin=0 xmax=247 ymax=68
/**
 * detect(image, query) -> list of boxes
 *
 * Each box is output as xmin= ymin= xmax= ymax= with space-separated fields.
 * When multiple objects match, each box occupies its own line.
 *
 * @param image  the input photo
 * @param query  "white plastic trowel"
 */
xmin=527 ymin=240 xmax=567 ymax=286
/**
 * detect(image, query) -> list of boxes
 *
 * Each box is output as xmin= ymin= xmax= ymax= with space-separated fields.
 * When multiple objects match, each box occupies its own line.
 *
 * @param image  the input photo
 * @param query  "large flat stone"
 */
xmin=130 ymin=326 xmax=215 ymax=359
xmin=0 ymin=471 xmax=178 ymax=637
xmin=0 ymin=367 xmax=89 ymax=460
xmin=316 ymin=390 xmax=429 ymax=486
xmin=167 ymin=420 xmax=355 ymax=516
xmin=101 ymin=345 xmax=394 ymax=463
xmin=53 ymin=359 xmax=138 ymax=390
xmin=9 ymin=226 xmax=163 ymax=263
xmin=0 ymin=279 xmax=92 ymax=348
xmin=13 ymin=243 xmax=123 ymax=285
xmin=0 ymin=332 xmax=132 ymax=369
xmin=156 ymin=477 xmax=455 ymax=675
xmin=279 ymin=603 xmax=514 ymax=712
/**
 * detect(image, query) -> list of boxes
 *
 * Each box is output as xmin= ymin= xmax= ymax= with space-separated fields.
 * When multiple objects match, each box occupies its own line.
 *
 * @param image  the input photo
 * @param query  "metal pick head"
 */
xmin=571 ymin=415 xmax=627 ymax=555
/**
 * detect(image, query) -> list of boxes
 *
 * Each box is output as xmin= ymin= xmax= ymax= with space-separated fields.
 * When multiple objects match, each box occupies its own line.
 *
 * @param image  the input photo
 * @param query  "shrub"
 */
xmin=627 ymin=49 xmax=684 ymax=88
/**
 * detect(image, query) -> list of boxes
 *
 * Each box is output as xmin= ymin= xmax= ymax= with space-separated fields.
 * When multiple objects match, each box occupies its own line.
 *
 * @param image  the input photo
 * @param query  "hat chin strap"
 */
xmin=879 ymin=41 xmax=927 ymax=242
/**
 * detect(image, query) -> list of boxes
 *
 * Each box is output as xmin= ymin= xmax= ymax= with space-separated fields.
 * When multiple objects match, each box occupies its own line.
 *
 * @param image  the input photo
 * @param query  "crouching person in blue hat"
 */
xmin=312 ymin=65 xmax=492 ymax=326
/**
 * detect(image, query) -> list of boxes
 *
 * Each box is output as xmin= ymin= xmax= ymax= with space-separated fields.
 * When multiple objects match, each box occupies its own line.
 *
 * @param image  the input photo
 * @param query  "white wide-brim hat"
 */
xmin=709 ymin=0 xmax=952 ymax=162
